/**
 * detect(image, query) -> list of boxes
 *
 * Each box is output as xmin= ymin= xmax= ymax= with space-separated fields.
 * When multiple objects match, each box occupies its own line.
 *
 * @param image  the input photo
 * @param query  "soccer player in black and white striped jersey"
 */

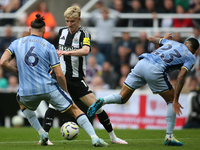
xmin=43 ymin=5 xmax=128 ymax=145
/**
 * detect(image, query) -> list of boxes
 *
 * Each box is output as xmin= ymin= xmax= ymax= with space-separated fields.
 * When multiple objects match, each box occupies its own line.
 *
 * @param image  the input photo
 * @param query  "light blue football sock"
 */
xmin=166 ymin=102 xmax=176 ymax=134
xmin=76 ymin=114 xmax=98 ymax=139
xmin=104 ymin=94 xmax=123 ymax=104
xmin=22 ymin=109 xmax=43 ymax=133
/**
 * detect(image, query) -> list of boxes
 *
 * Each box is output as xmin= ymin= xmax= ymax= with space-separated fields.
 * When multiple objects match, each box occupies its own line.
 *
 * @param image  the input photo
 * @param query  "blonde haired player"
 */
xmin=43 ymin=5 xmax=127 ymax=145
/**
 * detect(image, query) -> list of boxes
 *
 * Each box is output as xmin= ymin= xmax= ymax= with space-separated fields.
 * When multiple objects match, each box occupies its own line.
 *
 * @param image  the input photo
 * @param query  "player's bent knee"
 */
xmin=19 ymin=104 xmax=25 ymax=110
xmin=159 ymin=88 xmax=174 ymax=102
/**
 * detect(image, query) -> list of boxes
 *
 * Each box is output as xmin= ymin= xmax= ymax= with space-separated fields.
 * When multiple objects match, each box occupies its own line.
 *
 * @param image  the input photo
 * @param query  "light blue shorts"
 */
xmin=124 ymin=58 xmax=172 ymax=94
xmin=17 ymin=85 xmax=72 ymax=113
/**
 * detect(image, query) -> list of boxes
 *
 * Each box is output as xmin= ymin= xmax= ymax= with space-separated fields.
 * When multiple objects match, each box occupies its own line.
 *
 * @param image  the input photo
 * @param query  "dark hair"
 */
xmin=186 ymin=37 xmax=199 ymax=52
xmin=31 ymin=14 xmax=45 ymax=29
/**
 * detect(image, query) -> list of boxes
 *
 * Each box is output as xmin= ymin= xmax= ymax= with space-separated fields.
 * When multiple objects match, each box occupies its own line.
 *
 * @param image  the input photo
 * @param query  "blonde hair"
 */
xmin=64 ymin=5 xmax=81 ymax=19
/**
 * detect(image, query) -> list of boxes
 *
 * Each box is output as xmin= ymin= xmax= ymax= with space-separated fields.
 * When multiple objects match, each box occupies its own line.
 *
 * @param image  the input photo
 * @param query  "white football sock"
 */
xmin=108 ymin=131 xmax=117 ymax=141
xmin=22 ymin=109 xmax=44 ymax=134
xmin=166 ymin=102 xmax=176 ymax=134
xmin=76 ymin=114 xmax=98 ymax=139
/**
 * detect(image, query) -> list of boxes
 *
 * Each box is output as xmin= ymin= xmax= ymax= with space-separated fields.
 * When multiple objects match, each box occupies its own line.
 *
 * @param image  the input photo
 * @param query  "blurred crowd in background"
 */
xmin=0 ymin=0 xmax=200 ymax=94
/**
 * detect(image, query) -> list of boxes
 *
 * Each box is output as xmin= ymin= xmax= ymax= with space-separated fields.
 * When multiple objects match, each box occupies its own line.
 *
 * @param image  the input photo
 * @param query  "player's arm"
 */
xmin=173 ymin=67 xmax=187 ymax=116
xmin=52 ymin=65 xmax=68 ymax=93
xmin=0 ymin=50 xmax=18 ymax=75
xmin=174 ymin=67 xmax=187 ymax=101
xmin=148 ymin=36 xmax=162 ymax=45
xmin=57 ymin=45 xmax=90 ymax=57
xmin=148 ymin=33 xmax=172 ymax=45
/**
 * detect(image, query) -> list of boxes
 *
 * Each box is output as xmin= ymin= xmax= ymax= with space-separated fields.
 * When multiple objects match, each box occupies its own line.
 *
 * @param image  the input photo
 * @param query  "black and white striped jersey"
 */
xmin=58 ymin=26 xmax=91 ymax=79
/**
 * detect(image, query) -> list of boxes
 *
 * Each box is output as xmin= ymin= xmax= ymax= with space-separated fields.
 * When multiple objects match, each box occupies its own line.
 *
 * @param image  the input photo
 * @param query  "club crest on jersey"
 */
xmin=73 ymin=38 xmax=79 ymax=44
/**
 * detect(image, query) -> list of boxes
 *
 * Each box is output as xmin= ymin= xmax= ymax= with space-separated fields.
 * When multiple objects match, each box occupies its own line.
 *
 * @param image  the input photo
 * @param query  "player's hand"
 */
xmin=172 ymin=101 xmax=184 ymax=116
xmin=164 ymin=33 xmax=172 ymax=40
xmin=57 ymin=50 xmax=63 ymax=58
xmin=49 ymin=70 xmax=53 ymax=74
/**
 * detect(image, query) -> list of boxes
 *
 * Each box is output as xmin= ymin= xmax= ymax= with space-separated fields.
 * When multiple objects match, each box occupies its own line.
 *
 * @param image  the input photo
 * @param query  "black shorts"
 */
xmin=67 ymin=78 xmax=93 ymax=102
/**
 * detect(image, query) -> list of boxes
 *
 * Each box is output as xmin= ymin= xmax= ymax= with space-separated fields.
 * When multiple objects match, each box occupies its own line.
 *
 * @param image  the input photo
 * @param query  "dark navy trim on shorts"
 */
xmin=152 ymin=72 xmax=172 ymax=94
xmin=60 ymin=105 xmax=72 ymax=113
xmin=163 ymin=72 xmax=173 ymax=90
xmin=153 ymin=89 xmax=170 ymax=94
xmin=16 ymin=94 xmax=20 ymax=103
xmin=55 ymin=83 xmax=73 ymax=112
xmin=123 ymin=82 xmax=135 ymax=90
xmin=16 ymin=94 xmax=36 ymax=111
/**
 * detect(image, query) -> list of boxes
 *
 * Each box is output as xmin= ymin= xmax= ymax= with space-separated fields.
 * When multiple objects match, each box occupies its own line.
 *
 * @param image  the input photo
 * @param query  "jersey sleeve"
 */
xmin=83 ymin=36 xmax=91 ymax=47
xmin=159 ymin=38 xmax=169 ymax=46
xmin=81 ymin=29 xmax=91 ymax=47
xmin=182 ymin=56 xmax=195 ymax=72
xmin=49 ymin=45 xmax=60 ymax=68
xmin=6 ymin=41 xmax=16 ymax=58
xmin=159 ymin=39 xmax=176 ymax=47
xmin=81 ymin=31 xmax=91 ymax=52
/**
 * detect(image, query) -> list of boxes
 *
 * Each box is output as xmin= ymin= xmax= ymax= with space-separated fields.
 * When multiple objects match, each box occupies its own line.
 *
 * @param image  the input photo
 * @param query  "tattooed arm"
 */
xmin=173 ymin=67 xmax=187 ymax=116
xmin=148 ymin=36 xmax=161 ymax=45
xmin=148 ymin=33 xmax=172 ymax=45
xmin=174 ymin=67 xmax=187 ymax=102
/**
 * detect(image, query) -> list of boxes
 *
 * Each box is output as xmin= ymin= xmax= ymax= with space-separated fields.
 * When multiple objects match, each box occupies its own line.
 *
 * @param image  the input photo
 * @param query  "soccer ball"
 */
xmin=60 ymin=122 xmax=79 ymax=140
xmin=11 ymin=115 xmax=24 ymax=127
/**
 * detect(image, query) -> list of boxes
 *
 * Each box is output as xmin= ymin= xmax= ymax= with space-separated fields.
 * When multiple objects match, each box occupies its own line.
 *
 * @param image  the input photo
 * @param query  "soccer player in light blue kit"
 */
xmin=0 ymin=14 xmax=109 ymax=147
xmin=87 ymin=33 xmax=200 ymax=146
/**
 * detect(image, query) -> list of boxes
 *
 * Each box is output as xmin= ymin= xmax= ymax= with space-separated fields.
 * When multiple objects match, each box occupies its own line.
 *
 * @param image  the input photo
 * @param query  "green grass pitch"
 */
xmin=0 ymin=127 xmax=199 ymax=150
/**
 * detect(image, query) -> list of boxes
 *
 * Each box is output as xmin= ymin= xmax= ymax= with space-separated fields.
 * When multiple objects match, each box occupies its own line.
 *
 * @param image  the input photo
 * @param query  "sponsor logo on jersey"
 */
xmin=59 ymin=44 xmax=79 ymax=51
xmin=60 ymin=36 xmax=65 ymax=40
xmin=83 ymin=37 xmax=90 ymax=46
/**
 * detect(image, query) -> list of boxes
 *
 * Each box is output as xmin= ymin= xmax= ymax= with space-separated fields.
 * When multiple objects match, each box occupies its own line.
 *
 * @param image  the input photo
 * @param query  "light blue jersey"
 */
xmin=124 ymin=39 xmax=196 ymax=93
xmin=7 ymin=35 xmax=60 ymax=96
xmin=139 ymin=39 xmax=195 ymax=73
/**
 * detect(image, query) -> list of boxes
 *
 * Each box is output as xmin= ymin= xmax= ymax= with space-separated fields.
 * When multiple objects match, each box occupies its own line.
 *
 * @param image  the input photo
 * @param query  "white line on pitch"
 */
xmin=0 ymin=138 xmax=196 ymax=144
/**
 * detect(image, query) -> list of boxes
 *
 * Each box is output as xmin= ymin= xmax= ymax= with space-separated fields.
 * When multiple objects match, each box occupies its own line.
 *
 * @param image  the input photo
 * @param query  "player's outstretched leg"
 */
xmin=21 ymin=108 xmax=49 ymax=146
xmin=87 ymin=98 xmax=104 ymax=117
xmin=164 ymin=134 xmax=183 ymax=146
xmin=92 ymin=137 xmax=110 ymax=147
xmin=39 ymin=131 xmax=49 ymax=146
